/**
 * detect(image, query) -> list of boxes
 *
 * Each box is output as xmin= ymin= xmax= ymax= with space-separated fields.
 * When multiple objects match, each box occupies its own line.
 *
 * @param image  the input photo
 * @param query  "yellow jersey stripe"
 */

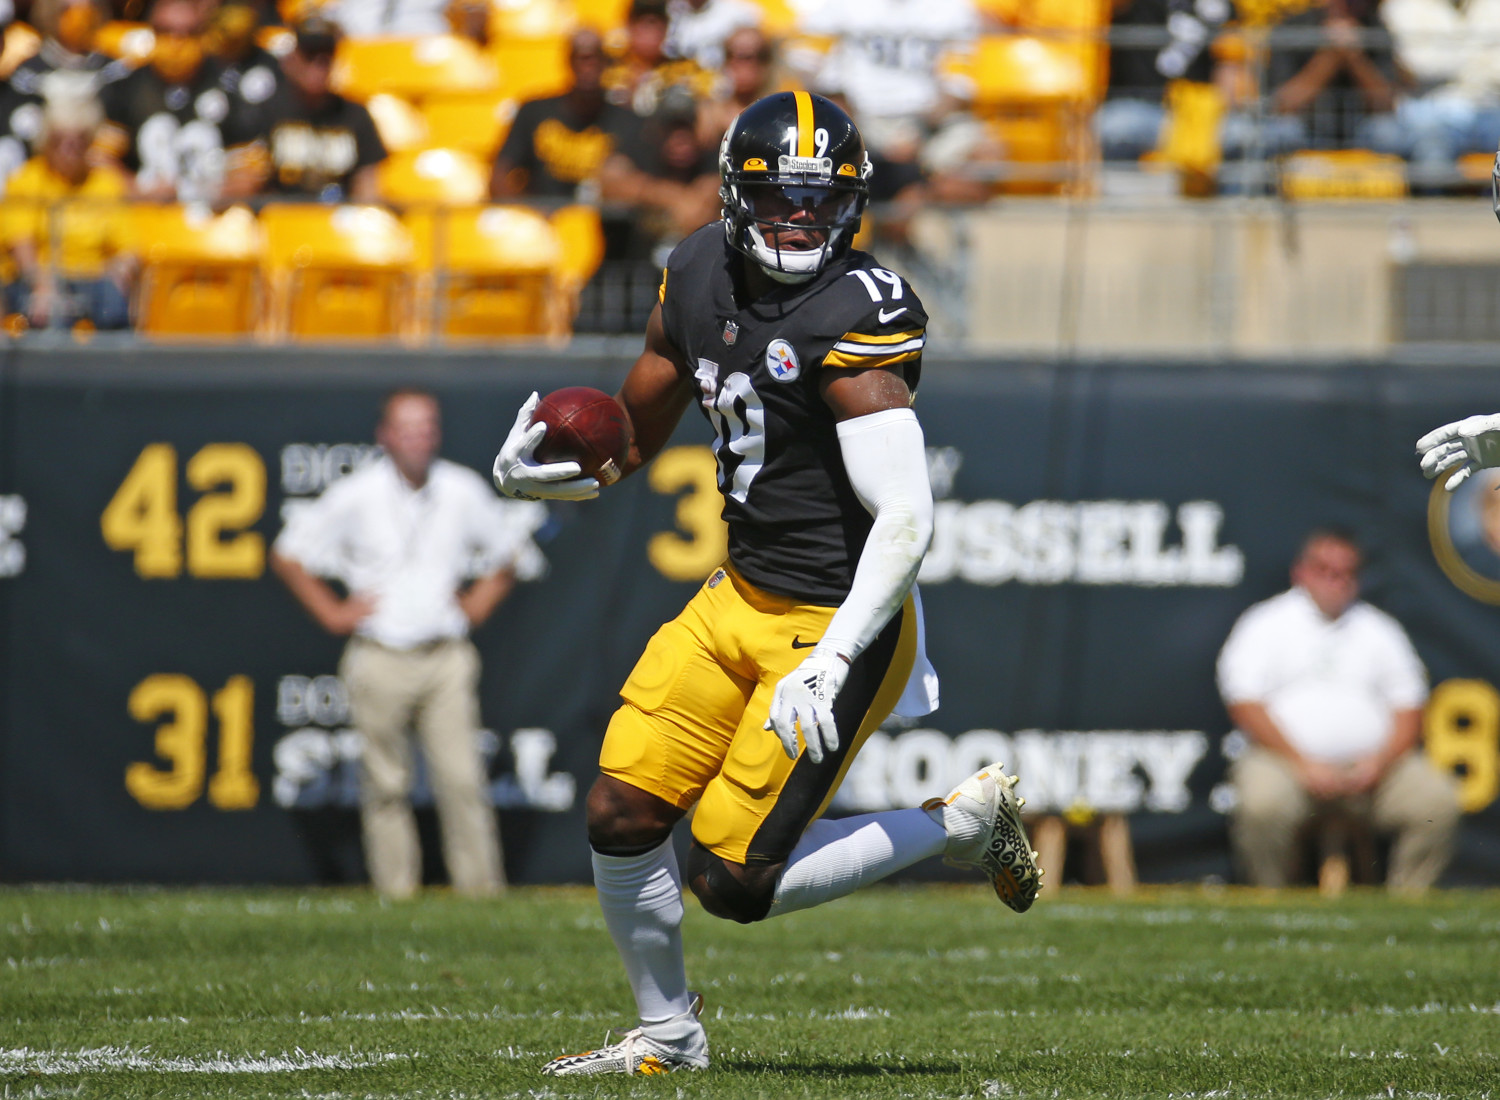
xmin=794 ymin=90 xmax=814 ymax=157
xmin=823 ymin=347 xmax=922 ymax=369
xmin=835 ymin=328 xmax=925 ymax=347
xmin=658 ymin=267 xmax=667 ymax=303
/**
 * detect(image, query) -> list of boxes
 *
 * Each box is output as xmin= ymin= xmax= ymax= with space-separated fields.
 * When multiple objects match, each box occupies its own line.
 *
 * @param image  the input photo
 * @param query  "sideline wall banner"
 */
xmin=1 ymin=351 xmax=1497 ymax=885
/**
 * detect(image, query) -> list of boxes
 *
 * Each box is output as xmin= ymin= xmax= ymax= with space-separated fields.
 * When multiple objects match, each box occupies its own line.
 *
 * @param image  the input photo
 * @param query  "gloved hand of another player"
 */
xmin=764 ymin=646 xmax=850 ymax=764
xmin=492 ymin=392 xmax=601 ymax=501
xmin=1417 ymin=414 xmax=1500 ymax=491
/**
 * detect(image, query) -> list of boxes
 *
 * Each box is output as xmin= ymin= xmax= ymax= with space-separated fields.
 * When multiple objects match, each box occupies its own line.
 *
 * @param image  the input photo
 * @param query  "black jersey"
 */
xmin=658 ymin=224 xmax=928 ymax=605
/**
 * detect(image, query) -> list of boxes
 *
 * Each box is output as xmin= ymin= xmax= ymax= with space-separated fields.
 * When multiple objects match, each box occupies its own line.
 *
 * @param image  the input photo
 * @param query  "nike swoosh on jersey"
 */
xmin=790 ymin=635 xmax=817 ymax=649
xmin=878 ymin=307 xmax=908 ymax=323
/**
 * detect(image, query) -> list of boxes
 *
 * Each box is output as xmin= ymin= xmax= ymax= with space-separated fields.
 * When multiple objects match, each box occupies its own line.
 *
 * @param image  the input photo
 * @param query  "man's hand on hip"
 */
xmin=764 ymin=646 xmax=850 ymax=765
xmin=323 ymin=592 xmax=376 ymax=636
xmin=493 ymin=392 xmax=601 ymax=501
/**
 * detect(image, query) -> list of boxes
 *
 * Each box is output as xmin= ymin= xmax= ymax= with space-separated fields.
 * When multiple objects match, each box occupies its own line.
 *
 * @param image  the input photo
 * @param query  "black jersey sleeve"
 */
xmin=820 ymin=264 xmax=929 ymax=376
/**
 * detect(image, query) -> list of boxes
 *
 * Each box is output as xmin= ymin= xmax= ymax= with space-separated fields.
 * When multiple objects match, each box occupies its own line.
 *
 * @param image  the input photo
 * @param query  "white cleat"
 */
xmin=925 ymin=763 xmax=1043 ymax=913
xmin=540 ymin=992 xmax=708 ymax=1076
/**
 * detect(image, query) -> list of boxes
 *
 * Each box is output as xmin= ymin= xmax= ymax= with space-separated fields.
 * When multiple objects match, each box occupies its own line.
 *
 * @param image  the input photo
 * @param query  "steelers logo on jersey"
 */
xmin=766 ymin=339 xmax=801 ymax=383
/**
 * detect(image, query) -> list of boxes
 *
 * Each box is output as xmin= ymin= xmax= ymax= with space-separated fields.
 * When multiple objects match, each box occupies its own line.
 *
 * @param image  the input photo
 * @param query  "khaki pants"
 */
xmin=340 ymin=636 xmax=504 ymax=898
xmin=1229 ymin=746 xmax=1461 ymax=892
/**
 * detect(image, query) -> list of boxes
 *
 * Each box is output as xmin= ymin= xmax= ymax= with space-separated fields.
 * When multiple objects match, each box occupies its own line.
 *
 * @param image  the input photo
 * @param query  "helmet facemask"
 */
xmin=727 ymin=178 xmax=866 ymax=282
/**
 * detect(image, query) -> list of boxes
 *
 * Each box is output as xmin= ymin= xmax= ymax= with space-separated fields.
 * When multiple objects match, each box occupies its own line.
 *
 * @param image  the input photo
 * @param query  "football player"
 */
xmin=1415 ymin=149 xmax=1500 ymax=486
xmin=493 ymin=91 xmax=1041 ymax=1076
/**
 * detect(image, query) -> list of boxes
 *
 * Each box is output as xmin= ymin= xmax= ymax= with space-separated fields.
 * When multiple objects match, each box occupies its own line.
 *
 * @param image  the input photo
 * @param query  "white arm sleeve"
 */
xmin=818 ymin=407 xmax=934 ymax=660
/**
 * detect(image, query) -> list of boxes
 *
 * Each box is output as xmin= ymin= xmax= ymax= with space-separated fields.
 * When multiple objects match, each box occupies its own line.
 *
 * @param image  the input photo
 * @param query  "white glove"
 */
xmin=492 ymin=392 xmax=601 ymax=501
xmin=1416 ymin=414 xmax=1500 ymax=491
xmin=764 ymin=646 xmax=850 ymax=765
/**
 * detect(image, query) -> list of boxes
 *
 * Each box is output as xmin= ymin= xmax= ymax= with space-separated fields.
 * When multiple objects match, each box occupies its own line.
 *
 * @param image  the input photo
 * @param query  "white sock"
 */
xmin=591 ymin=841 xmax=695 ymax=1031
xmin=767 ymin=808 xmax=947 ymax=917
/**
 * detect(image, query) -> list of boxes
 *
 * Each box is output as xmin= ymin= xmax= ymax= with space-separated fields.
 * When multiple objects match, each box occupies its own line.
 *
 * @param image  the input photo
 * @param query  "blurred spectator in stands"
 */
xmin=446 ymin=0 xmax=490 ymax=46
xmin=1380 ymin=0 xmax=1500 ymax=184
xmin=227 ymin=14 xmax=385 ymax=202
xmin=796 ymin=0 xmax=984 ymax=197
xmin=2 ymin=73 xmax=133 ymax=329
xmin=696 ymin=24 xmax=776 ymax=147
xmin=95 ymin=0 xmax=264 ymax=201
xmin=0 ymin=0 xmax=129 ymax=190
xmin=205 ymin=0 xmax=282 ymax=110
xmin=663 ymin=0 xmax=761 ymax=72
xmin=1096 ymin=0 xmax=1233 ymax=162
xmin=490 ymin=27 xmax=651 ymax=201
xmin=330 ymin=0 xmax=449 ymax=37
xmin=1235 ymin=0 xmax=1410 ymax=158
xmin=604 ymin=85 xmax=720 ymax=260
xmin=1216 ymin=527 xmax=1460 ymax=893
xmin=605 ymin=0 xmax=716 ymax=117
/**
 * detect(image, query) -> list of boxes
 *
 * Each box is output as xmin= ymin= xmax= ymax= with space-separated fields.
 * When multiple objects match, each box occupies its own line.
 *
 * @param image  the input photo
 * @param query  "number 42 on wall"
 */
xmin=101 ymin=443 xmax=267 ymax=579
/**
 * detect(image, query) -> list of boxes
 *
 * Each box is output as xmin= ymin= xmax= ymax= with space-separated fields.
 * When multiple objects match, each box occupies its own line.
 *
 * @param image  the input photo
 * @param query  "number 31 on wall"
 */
xmin=101 ymin=443 xmax=266 ymax=579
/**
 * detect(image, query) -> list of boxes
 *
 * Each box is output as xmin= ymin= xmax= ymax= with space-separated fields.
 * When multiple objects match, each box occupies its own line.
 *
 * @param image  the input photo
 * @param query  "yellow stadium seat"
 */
xmin=1280 ymin=150 xmax=1408 ymax=201
xmin=0 ymin=21 xmax=40 ymax=79
xmin=1145 ymin=79 xmax=1225 ymax=187
xmin=746 ymin=0 xmax=801 ymax=35
xmin=405 ymin=205 xmax=566 ymax=338
xmin=260 ymin=204 xmax=417 ymax=339
xmin=332 ymin=35 xmax=499 ymax=103
xmin=492 ymin=0 xmax=575 ymax=39
xmin=571 ymin=0 xmax=631 ymax=32
xmin=549 ymin=203 xmax=604 ymax=293
xmin=366 ymin=94 xmax=430 ymax=153
xmin=379 ymin=148 xmax=492 ymax=206
xmin=420 ymin=93 xmax=517 ymax=159
xmin=492 ymin=36 xmax=572 ymax=102
xmin=962 ymin=35 xmax=1100 ymax=194
xmin=133 ymin=205 xmax=264 ymax=338
xmin=94 ymin=22 xmax=155 ymax=62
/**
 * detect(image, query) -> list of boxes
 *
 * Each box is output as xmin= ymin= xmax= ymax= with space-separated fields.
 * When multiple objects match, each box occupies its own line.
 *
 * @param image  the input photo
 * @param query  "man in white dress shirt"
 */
xmin=1216 ymin=528 xmax=1460 ymax=892
xmin=271 ymin=389 xmax=528 ymax=899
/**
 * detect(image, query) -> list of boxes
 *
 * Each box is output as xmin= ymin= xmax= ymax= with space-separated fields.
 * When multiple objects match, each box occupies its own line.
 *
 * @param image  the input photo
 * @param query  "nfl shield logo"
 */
xmin=721 ymin=320 xmax=739 ymax=345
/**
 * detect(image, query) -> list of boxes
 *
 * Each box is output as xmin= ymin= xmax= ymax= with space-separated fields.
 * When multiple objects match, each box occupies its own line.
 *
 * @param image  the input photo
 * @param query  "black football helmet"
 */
xmin=719 ymin=91 xmax=872 ymax=282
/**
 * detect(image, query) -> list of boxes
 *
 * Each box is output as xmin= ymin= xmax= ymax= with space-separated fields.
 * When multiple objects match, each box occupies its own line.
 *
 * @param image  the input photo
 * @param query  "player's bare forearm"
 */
xmin=614 ymin=303 xmax=694 ymax=477
xmin=820 ymin=364 xmax=914 ymax=420
xmin=458 ymin=568 xmax=514 ymax=629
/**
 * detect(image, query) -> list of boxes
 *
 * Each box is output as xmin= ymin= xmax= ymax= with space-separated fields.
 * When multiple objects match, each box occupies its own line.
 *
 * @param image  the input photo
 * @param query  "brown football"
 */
xmin=532 ymin=386 xmax=631 ymax=485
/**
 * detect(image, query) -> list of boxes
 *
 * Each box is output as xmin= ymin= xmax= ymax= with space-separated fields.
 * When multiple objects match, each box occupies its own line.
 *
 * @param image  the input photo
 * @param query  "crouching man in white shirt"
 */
xmin=1216 ymin=528 xmax=1460 ymax=893
xmin=272 ymin=388 xmax=535 ymax=899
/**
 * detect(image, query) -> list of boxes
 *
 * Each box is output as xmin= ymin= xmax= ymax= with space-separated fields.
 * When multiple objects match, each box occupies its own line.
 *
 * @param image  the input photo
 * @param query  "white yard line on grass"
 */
xmin=0 ymin=1046 xmax=414 ymax=1075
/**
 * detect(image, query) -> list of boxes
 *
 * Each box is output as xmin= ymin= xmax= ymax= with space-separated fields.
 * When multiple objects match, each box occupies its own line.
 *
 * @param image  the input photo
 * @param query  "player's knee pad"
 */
xmin=685 ymin=843 xmax=774 ymax=924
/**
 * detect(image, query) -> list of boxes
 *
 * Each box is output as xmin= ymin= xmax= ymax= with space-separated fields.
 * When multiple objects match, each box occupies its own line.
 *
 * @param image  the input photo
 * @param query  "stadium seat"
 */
xmin=260 ymin=204 xmax=417 ymax=339
xmin=405 ymin=204 xmax=566 ymax=338
xmin=134 ymin=204 xmax=264 ymax=338
xmin=378 ymin=148 xmax=491 ymax=206
xmin=492 ymin=0 xmax=575 ymax=38
xmin=93 ymin=22 xmax=155 ymax=62
xmin=964 ymin=35 xmax=1100 ymax=193
xmin=549 ymin=204 xmax=604 ymax=293
xmin=491 ymin=36 xmax=572 ymax=102
xmin=1145 ymin=79 xmax=1226 ymax=192
xmin=0 ymin=20 xmax=40 ymax=79
xmin=1280 ymin=149 xmax=1408 ymax=200
xmin=571 ymin=0 xmax=631 ymax=32
xmin=366 ymin=94 xmax=430 ymax=153
xmin=331 ymin=35 xmax=499 ymax=103
xmin=420 ymin=92 xmax=517 ymax=159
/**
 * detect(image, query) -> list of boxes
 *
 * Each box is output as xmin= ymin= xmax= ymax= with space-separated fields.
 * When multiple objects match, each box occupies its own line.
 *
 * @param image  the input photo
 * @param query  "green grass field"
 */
xmin=2 ymin=885 xmax=1497 ymax=1100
